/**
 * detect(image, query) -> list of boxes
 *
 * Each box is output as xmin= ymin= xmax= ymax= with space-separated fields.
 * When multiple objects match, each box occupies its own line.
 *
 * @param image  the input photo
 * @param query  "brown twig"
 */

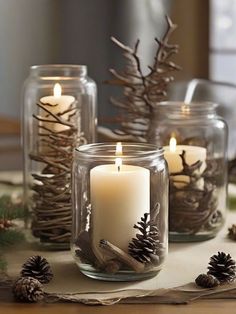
xmin=99 ymin=240 xmax=145 ymax=273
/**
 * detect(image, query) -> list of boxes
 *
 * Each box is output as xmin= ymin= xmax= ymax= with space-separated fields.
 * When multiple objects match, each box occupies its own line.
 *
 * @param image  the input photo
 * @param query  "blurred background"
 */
xmin=0 ymin=0 xmax=235 ymax=170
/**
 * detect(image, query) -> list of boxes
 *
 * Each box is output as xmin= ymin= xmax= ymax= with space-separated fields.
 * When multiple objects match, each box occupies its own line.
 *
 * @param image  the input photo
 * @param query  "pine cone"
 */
xmin=128 ymin=213 xmax=160 ymax=264
xmin=195 ymin=273 xmax=219 ymax=288
xmin=21 ymin=256 xmax=53 ymax=284
xmin=228 ymin=224 xmax=236 ymax=241
xmin=12 ymin=277 xmax=44 ymax=302
xmin=207 ymin=252 xmax=236 ymax=283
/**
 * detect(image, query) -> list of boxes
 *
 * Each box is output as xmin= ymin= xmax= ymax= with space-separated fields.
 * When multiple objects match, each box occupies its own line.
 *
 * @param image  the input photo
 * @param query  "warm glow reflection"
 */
xmin=182 ymin=104 xmax=190 ymax=114
xmin=54 ymin=83 xmax=62 ymax=97
xmin=169 ymin=137 xmax=177 ymax=152
xmin=116 ymin=142 xmax=123 ymax=156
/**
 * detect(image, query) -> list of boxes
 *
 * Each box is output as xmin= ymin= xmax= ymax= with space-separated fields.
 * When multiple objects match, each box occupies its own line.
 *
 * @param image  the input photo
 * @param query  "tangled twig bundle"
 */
xmin=169 ymin=152 xmax=222 ymax=235
xmin=30 ymin=100 xmax=86 ymax=245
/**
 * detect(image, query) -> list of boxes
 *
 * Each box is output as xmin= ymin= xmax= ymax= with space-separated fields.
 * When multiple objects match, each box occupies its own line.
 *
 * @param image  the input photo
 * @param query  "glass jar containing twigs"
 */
xmin=22 ymin=64 xmax=97 ymax=249
xmin=148 ymin=101 xmax=228 ymax=242
xmin=71 ymin=143 xmax=168 ymax=281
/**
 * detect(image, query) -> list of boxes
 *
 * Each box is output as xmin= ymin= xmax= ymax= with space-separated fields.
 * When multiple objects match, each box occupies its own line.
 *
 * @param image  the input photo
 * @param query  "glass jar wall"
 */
xmin=22 ymin=64 xmax=97 ymax=249
xmin=71 ymin=143 xmax=168 ymax=281
xmin=148 ymin=101 xmax=228 ymax=242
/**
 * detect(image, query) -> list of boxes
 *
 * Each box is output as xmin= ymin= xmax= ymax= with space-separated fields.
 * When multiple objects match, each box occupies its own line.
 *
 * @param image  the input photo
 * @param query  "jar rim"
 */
xmin=31 ymin=64 xmax=87 ymax=70
xmin=30 ymin=64 xmax=87 ymax=78
xmin=76 ymin=142 xmax=164 ymax=160
xmin=154 ymin=101 xmax=218 ymax=112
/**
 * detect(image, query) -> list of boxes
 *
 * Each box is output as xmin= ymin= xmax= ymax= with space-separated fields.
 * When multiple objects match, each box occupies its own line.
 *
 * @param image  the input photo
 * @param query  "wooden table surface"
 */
xmin=1 ymin=300 xmax=235 ymax=314
xmin=1 ymin=172 xmax=236 ymax=313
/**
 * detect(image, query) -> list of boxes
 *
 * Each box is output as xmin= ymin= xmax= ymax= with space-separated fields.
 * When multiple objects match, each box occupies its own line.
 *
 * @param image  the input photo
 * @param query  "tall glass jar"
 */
xmin=148 ymin=101 xmax=228 ymax=242
xmin=71 ymin=143 xmax=168 ymax=281
xmin=22 ymin=64 xmax=97 ymax=249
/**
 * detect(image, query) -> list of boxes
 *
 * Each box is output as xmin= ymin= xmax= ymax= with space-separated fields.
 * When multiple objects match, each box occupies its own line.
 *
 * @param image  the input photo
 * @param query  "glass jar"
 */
xmin=148 ymin=101 xmax=228 ymax=242
xmin=71 ymin=143 xmax=168 ymax=281
xmin=22 ymin=64 xmax=97 ymax=249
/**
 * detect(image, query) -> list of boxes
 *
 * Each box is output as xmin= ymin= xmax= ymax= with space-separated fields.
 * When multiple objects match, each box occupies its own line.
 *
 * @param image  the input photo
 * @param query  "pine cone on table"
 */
xmin=228 ymin=224 xmax=236 ymax=241
xmin=128 ymin=213 xmax=160 ymax=264
xmin=21 ymin=255 xmax=53 ymax=284
xmin=195 ymin=273 xmax=219 ymax=288
xmin=12 ymin=277 xmax=44 ymax=302
xmin=207 ymin=251 xmax=236 ymax=283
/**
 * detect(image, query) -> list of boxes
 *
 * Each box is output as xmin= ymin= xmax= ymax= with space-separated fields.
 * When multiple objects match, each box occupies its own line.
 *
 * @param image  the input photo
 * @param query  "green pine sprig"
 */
xmin=0 ymin=195 xmax=26 ymax=249
xmin=0 ymin=255 xmax=7 ymax=272
xmin=0 ymin=195 xmax=25 ymax=220
xmin=0 ymin=229 xmax=25 ymax=248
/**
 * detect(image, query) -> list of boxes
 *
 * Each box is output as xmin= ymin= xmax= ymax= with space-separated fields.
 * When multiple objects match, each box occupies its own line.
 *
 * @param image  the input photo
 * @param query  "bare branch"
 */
xmin=106 ymin=16 xmax=180 ymax=141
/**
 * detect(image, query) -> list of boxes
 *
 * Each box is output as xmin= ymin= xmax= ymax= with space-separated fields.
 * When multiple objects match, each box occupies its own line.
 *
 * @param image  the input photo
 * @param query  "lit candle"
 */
xmin=40 ymin=83 xmax=75 ymax=133
xmin=164 ymin=137 xmax=207 ymax=188
xmin=90 ymin=143 xmax=150 ymax=261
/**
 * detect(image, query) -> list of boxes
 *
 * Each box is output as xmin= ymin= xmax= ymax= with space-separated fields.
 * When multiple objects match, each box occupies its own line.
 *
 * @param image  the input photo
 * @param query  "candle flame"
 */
xmin=54 ymin=83 xmax=62 ymax=97
xmin=169 ymin=137 xmax=177 ymax=152
xmin=115 ymin=157 xmax=122 ymax=172
xmin=116 ymin=142 xmax=122 ymax=156
xmin=115 ymin=142 xmax=123 ymax=171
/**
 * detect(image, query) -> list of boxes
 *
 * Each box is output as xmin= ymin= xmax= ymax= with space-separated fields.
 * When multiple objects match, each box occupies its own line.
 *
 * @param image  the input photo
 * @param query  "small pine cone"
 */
xmin=195 ymin=273 xmax=219 ymax=288
xmin=12 ymin=277 xmax=44 ymax=302
xmin=21 ymin=256 xmax=53 ymax=284
xmin=207 ymin=252 xmax=236 ymax=283
xmin=228 ymin=224 xmax=236 ymax=241
xmin=128 ymin=213 xmax=160 ymax=264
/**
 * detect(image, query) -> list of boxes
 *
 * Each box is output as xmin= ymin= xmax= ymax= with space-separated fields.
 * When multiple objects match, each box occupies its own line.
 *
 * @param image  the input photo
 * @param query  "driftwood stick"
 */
xmin=36 ymin=101 xmax=70 ymax=121
xmin=151 ymin=203 xmax=160 ymax=224
xmin=29 ymin=154 xmax=69 ymax=171
xmin=46 ymin=143 xmax=72 ymax=156
xmin=99 ymin=240 xmax=145 ymax=273
xmin=58 ymin=105 xmax=77 ymax=116
xmin=33 ymin=113 xmax=76 ymax=130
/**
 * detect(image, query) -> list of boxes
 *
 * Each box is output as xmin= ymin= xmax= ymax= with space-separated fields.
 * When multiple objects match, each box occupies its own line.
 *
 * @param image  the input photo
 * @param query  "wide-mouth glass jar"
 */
xmin=71 ymin=143 xmax=168 ymax=281
xmin=22 ymin=64 xmax=97 ymax=249
xmin=148 ymin=101 xmax=228 ymax=242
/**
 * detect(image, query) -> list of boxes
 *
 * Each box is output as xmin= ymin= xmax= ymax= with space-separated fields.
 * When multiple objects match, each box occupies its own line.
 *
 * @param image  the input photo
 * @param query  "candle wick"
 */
xmin=115 ymin=157 xmax=122 ymax=171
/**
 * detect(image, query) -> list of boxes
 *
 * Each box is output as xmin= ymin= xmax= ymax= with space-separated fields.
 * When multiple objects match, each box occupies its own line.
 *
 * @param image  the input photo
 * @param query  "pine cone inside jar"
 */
xmin=228 ymin=224 xmax=236 ymax=241
xmin=128 ymin=212 xmax=160 ymax=264
xmin=207 ymin=252 xmax=236 ymax=283
xmin=195 ymin=273 xmax=220 ymax=288
xmin=12 ymin=277 xmax=44 ymax=302
xmin=21 ymin=256 xmax=53 ymax=284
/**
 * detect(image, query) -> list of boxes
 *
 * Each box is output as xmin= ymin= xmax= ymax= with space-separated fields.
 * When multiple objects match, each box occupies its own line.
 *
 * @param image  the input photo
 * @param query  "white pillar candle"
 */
xmin=164 ymin=137 xmax=207 ymax=188
xmin=40 ymin=83 xmax=75 ymax=133
xmin=90 ymin=144 xmax=150 ymax=262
